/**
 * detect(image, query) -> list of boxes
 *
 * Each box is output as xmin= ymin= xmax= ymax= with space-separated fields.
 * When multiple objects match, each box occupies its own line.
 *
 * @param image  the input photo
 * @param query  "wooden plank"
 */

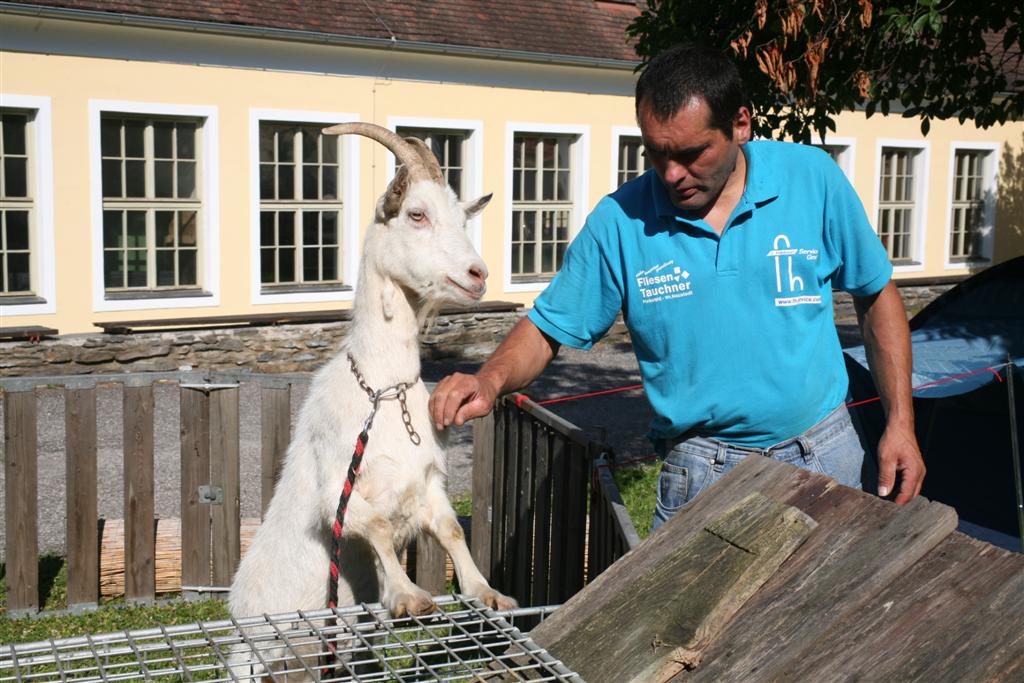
xmin=546 ymin=435 xmax=570 ymax=603
xmin=531 ymin=492 xmax=817 ymax=683
xmin=4 ymin=390 xmax=38 ymax=614
xmin=470 ymin=412 xmax=495 ymax=582
xmin=531 ymin=425 xmax=552 ymax=606
xmin=562 ymin=442 xmax=588 ymax=596
xmin=489 ymin=400 xmax=508 ymax=587
xmin=260 ymin=385 xmax=291 ymax=517
xmin=685 ymin=466 xmax=959 ymax=681
xmin=65 ymin=387 xmax=99 ymax=608
xmin=0 ymin=325 xmax=58 ymax=341
xmin=180 ymin=387 xmax=211 ymax=593
xmin=210 ymin=387 xmax=241 ymax=588
xmin=501 ymin=403 xmax=521 ymax=594
xmin=513 ymin=415 xmax=535 ymax=603
xmin=123 ymin=385 xmax=155 ymax=603
xmin=415 ymin=532 xmax=447 ymax=595
xmin=778 ymin=531 xmax=1024 ymax=682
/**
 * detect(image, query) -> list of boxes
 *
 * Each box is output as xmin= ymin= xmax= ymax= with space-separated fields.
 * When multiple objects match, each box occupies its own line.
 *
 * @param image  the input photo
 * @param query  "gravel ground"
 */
xmin=1 ymin=322 xmax=863 ymax=558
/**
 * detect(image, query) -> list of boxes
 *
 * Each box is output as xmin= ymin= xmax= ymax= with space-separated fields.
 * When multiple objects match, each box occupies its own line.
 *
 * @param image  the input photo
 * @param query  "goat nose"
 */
xmin=468 ymin=263 xmax=488 ymax=285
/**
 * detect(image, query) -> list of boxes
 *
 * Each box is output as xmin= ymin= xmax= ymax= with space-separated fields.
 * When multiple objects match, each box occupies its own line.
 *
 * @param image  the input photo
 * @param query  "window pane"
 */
xmin=303 ymin=246 xmax=319 ymax=281
xmin=279 ymin=212 xmax=294 ymax=245
xmin=6 ymin=211 xmax=29 ymax=249
xmin=523 ymin=170 xmax=536 ymax=201
xmin=278 ymin=247 xmax=295 ymax=282
xmin=104 ymin=250 xmax=123 ymax=288
xmin=322 ymin=247 xmax=337 ymax=280
xmin=125 ymin=160 xmax=145 ymax=197
xmin=557 ymin=170 xmax=570 ymax=202
xmin=260 ymin=248 xmax=275 ymax=283
xmin=322 ymin=212 xmax=338 ymax=244
xmin=124 ymin=120 xmax=145 ymax=157
xmin=260 ymin=212 xmax=275 ymax=246
xmin=302 ymin=130 xmax=317 ymax=163
xmin=523 ymin=211 xmax=536 ymax=242
xmin=259 ymin=126 xmax=275 ymax=162
xmin=177 ymin=161 xmax=196 ymax=198
xmin=101 ymin=119 xmax=121 ymax=156
xmin=102 ymin=160 xmax=122 ymax=197
xmin=126 ymin=211 xmax=147 ymax=248
xmin=303 ymin=165 xmax=318 ymax=200
xmin=126 ymin=249 xmax=147 ymax=287
xmin=446 ymin=169 xmax=462 ymax=195
xmin=103 ymin=211 xmax=123 ymax=248
xmin=155 ymin=160 xmax=174 ymax=198
xmin=177 ymin=123 xmax=196 ymax=159
xmin=522 ymin=244 xmax=535 ymax=273
xmin=4 ymin=158 xmax=27 ymax=197
xmin=155 ymin=210 xmax=175 ymax=246
xmin=2 ymin=114 xmax=27 ymax=155
xmin=512 ymin=171 xmax=521 ymax=202
xmin=179 ymin=249 xmax=197 ymax=285
xmin=278 ymin=165 xmax=294 ymax=199
xmin=260 ymin=164 xmax=275 ymax=200
xmin=542 ymin=170 xmax=554 ymax=201
xmin=277 ymin=129 xmax=294 ymax=162
xmin=154 ymin=122 xmax=173 ymax=158
xmin=156 ymin=250 xmax=175 ymax=286
xmin=7 ymin=252 xmax=30 ymax=292
xmin=303 ymin=212 xmax=318 ymax=245
xmin=541 ymin=244 xmax=553 ymax=273
xmin=179 ymin=211 xmax=197 ymax=247
xmin=322 ymin=165 xmax=338 ymax=200
xmin=322 ymin=136 xmax=337 ymax=164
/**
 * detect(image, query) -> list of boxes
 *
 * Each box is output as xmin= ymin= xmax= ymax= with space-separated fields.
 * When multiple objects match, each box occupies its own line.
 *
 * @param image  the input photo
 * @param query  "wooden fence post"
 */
xmin=210 ymin=387 xmax=240 ymax=588
xmin=260 ymin=385 xmax=291 ymax=517
xmin=4 ymin=389 xmax=38 ymax=615
xmin=471 ymin=412 xmax=495 ymax=581
xmin=124 ymin=384 xmax=155 ymax=603
xmin=66 ymin=387 xmax=99 ymax=610
xmin=180 ymin=386 xmax=211 ymax=598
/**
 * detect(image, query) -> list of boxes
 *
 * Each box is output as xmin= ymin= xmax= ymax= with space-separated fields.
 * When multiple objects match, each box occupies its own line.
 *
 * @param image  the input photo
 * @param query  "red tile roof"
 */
xmin=2 ymin=0 xmax=642 ymax=63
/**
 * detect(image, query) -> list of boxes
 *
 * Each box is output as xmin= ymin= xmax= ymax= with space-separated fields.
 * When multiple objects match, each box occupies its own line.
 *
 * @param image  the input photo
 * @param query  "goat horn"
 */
xmin=321 ymin=122 xmax=430 ymax=181
xmin=404 ymin=137 xmax=445 ymax=185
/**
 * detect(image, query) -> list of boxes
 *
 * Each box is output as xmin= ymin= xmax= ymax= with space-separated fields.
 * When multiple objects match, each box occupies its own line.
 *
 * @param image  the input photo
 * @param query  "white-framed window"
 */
xmin=90 ymin=101 xmax=219 ymax=312
xmin=250 ymin=109 xmax=359 ymax=305
xmin=505 ymin=123 xmax=589 ymax=291
xmin=612 ymin=127 xmax=648 ymax=188
xmin=0 ymin=95 xmax=55 ymax=317
xmin=874 ymin=140 xmax=929 ymax=271
xmin=387 ymin=117 xmax=484 ymax=252
xmin=810 ymin=135 xmax=855 ymax=181
xmin=946 ymin=143 xmax=999 ymax=265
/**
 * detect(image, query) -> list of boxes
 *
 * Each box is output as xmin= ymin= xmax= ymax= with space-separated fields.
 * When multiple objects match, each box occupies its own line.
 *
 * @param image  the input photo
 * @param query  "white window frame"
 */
xmin=386 ymin=116 xmax=484 ymax=252
xmin=873 ymin=139 xmax=930 ymax=273
xmin=504 ymin=122 xmax=589 ymax=293
xmin=611 ymin=126 xmax=648 ymax=191
xmin=250 ymin=109 xmax=360 ymax=305
xmin=89 ymin=100 xmax=219 ymax=312
xmin=0 ymin=94 xmax=56 ymax=317
xmin=810 ymin=134 xmax=856 ymax=182
xmin=944 ymin=141 xmax=1000 ymax=269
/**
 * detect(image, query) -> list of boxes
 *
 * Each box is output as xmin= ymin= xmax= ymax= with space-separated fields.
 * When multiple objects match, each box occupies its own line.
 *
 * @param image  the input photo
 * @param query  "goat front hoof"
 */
xmin=389 ymin=590 xmax=437 ymax=617
xmin=474 ymin=587 xmax=518 ymax=611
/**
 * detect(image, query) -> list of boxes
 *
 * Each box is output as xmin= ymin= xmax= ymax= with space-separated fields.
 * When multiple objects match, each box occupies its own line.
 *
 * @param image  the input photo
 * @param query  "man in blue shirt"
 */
xmin=430 ymin=45 xmax=925 ymax=523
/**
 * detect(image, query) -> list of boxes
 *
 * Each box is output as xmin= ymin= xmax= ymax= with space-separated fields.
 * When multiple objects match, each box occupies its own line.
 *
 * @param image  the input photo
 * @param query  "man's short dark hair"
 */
xmin=635 ymin=45 xmax=746 ymax=138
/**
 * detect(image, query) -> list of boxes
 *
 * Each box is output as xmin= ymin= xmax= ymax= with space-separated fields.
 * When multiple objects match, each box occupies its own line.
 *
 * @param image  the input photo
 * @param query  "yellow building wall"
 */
xmin=1 ymin=48 xmax=1021 ymax=334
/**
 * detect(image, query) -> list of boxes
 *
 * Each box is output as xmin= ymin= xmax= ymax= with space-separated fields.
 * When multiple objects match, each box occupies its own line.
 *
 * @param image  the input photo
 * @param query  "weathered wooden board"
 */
xmin=4 ymin=390 xmax=38 ymax=614
xmin=530 ymin=489 xmax=817 ymax=683
xmin=180 ymin=387 xmax=211 ymax=592
xmin=210 ymin=387 xmax=241 ymax=587
xmin=123 ymin=385 xmax=155 ymax=602
xmin=65 ymin=387 xmax=99 ymax=608
xmin=471 ymin=412 xmax=495 ymax=581
xmin=259 ymin=384 xmax=290 ymax=516
xmin=776 ymin=531 xmax=1024 ymax=682
xmin=680 ymin=465 xmax=959 ymax=681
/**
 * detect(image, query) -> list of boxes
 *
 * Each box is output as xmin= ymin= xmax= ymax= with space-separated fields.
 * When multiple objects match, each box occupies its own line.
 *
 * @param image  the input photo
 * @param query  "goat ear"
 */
xmin=382 ymin=167 xmax=410 ymax=220
xmin=462 ymin=193 xmax=492 ymax=219
xmin=381 ymin=277 xmax=397 ymax=320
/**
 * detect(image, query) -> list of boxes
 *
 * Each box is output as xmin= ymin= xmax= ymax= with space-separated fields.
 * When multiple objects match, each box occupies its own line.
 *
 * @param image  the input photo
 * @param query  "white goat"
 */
xmin=228 ymin=123 xmax=515 ymax=677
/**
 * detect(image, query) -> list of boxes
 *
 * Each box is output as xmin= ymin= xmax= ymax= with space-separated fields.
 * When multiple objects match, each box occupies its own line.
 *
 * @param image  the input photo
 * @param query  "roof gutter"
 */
xmin=0 ymin=2 xmax=641 ymax=71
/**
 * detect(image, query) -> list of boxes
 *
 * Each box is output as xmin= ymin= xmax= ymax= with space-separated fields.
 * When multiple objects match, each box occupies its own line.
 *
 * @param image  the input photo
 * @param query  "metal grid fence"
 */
xmin=0 ymin=597 xmax=580 ymax=682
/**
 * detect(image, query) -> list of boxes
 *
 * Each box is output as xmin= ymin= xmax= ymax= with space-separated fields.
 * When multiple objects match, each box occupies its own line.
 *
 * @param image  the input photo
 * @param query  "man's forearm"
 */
xmin=854 ymin=281 xmax=914 ymax=427
xmin=477 ymin=317 xmax=560 ymax=396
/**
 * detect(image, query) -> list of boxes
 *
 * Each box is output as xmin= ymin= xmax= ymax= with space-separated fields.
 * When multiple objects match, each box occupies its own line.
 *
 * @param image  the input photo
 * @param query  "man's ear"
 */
xmin=462 ymin=193 xmax=493 ymax=219
xmin=733 ymin=106 xmax=753 ymax=144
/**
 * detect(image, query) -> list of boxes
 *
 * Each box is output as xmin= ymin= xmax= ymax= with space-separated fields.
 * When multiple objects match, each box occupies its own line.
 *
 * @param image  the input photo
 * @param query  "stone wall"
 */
xmin=0 ymin=282 xmax=953 ymax=378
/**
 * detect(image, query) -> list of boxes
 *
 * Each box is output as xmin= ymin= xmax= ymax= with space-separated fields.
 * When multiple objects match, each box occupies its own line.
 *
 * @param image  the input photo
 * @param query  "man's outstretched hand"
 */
xmin=429 ymin=373 xmax=499 ymax=431
xmin=876 ymin=423 xmax=925 ymax=504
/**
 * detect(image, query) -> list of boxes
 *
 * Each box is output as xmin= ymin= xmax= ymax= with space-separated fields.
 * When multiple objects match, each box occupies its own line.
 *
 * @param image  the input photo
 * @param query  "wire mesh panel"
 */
xmin=0 ymin=597 xmax=579 ymax=682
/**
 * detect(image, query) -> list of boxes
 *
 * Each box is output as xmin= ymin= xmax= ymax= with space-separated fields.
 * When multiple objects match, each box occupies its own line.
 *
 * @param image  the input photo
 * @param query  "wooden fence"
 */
xmin=1 ymin=372 xmax=639 ymax=616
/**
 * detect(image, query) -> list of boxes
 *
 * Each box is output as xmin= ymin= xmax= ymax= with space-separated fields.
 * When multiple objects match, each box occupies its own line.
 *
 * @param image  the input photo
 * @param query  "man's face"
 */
xmin=638 ymin=97 xmax=751 ymax=214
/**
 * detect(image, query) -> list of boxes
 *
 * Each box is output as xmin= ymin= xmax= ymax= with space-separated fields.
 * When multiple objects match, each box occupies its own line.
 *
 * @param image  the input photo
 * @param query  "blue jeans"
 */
xmin=651 ymin=404 xmax=864 ymax=532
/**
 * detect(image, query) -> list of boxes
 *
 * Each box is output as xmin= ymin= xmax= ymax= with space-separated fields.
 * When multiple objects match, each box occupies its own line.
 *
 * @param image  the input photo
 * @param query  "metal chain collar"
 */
xmin=348 ymin=353 xmax=421 ymax=445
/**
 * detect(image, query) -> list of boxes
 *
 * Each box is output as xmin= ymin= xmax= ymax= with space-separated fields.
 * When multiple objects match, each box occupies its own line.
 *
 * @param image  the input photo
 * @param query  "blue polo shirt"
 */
xmin=528 ymin=140 xmax=892 ymax=446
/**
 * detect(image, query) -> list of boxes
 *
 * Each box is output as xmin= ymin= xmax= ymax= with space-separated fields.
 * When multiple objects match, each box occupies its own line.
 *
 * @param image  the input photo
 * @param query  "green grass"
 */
xmin=611 ymin=460 xmax=661 ymax=539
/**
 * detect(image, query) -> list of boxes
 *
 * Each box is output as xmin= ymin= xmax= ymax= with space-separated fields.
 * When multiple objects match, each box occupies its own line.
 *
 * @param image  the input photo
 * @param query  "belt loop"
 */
xmin=796 ymin=435 xmax=814 ymax=463
xmin=714 ymin=442 xmax=727 ymax=466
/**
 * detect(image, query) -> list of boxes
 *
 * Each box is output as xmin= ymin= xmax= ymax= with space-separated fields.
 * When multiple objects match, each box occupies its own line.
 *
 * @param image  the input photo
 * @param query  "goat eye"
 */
xmin=408 ymin=210 xmax=425 ymax=222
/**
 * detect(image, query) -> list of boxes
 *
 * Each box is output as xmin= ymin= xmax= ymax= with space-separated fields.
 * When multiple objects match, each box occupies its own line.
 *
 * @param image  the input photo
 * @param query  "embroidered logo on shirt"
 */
xmin=635 ymin=260 xmax=693 ymax=304
xmin=767 ymin=234 xmax=821 ymax=307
